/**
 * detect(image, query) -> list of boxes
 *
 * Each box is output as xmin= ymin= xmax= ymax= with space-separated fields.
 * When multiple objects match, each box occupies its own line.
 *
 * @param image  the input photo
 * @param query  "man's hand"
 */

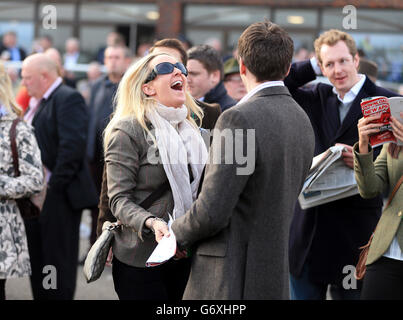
xmin=335 ymin=143 xmax=354 ymax=169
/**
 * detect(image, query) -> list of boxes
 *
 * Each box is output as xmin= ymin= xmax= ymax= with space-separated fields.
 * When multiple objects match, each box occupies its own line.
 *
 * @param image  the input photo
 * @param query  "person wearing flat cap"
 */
xmin=223 ymin=57 xmax=247 ymax=102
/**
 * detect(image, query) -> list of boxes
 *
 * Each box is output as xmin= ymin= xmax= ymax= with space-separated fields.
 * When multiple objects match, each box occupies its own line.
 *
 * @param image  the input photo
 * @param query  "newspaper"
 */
xmin=298 ymin=145 xmax=359 ymax=209
xmin=146 ymin=215 xmax=176 ymax=267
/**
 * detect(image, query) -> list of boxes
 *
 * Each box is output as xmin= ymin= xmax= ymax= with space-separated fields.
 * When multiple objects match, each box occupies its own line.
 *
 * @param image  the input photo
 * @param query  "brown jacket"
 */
xmin=103 ymin=117 xmax=174 ymax=267
xmin=172 ymin=86 xmax=315 ymax=299
xmin=353 ymin=143 xmax=403 ymax=265
xmin=96 ymin=101 xmax=221 ymax=237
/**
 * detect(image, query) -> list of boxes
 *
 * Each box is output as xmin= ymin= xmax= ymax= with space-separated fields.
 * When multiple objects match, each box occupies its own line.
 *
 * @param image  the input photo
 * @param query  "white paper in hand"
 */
xmin=146 ymin=214 xmax=176 ymax=267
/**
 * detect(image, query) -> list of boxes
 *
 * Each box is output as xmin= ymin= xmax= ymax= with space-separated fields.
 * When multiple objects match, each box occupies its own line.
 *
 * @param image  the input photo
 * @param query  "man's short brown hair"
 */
xmin=314 ymin=29 xmax=357 ymax=66
xmin=237 ymin=21 xmax=294 ymax=82
xmin=187 ymin=45 xmax=224 ymax=80
xmin=150 ymin=38 xmax=188 ymax=66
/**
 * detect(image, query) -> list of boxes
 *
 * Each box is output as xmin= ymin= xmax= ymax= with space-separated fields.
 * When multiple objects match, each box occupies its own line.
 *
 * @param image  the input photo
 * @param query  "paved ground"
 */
xmin=6 ymin=210 xmax=118 ymax=300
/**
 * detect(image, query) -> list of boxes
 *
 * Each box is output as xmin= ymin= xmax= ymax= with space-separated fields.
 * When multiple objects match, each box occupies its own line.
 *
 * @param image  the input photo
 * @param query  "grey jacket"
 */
xmin=105 ymin=117 xmax=174 ymax=267
xmin=171 ymin=86 xmax=315 ymax=300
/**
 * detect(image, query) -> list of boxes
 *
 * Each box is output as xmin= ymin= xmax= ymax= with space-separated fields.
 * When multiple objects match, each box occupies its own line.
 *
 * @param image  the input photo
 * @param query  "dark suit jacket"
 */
xmin=285 ymin=60 xmax=398 ymax=284
xmin=0 ymin=45 xmax=26 ymax=61
xmin=204 ymin=81 xmax=236 ymax=112
xmin=32 ymin=83 xmax=98 ymax=211
xmin=172 ymin=86 xmax=315 ymax=299
xmin=195 ymin=99 xmax=221 ymax=130
xmin=86 ymin=75 xmax=118 ymax=164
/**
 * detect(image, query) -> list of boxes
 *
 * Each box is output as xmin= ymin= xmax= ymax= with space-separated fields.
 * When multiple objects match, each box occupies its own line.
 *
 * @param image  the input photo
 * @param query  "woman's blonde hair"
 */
xmin=103 ymin=52 xmax=203 ymax=150
xmin=0 ymin=62 xmax=22 ymax=116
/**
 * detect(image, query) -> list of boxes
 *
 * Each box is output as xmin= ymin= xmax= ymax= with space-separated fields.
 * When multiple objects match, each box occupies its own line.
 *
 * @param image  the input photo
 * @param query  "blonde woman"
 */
xmin=0 ymin=63 xmax=43 ymax=300
xmin=103 ymin=52 xmax=207 ymax=300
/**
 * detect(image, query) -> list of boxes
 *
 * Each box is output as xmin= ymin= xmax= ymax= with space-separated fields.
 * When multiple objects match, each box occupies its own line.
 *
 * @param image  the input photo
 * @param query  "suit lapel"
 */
xmin=333 ymin=78 xmax=374 ymax=141
xmin=32 ymin=83 xmax=63 ymax=126
xmin=324 ymin=93 xmax=341 ymax=141
xmin=31 ymin=98 xmax=46 ymax=126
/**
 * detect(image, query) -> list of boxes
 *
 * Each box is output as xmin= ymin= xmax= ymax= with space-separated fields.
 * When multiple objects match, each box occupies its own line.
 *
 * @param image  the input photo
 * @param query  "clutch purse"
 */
xmin=83 ymin=221 xmax=121 ymax=283
xmin=83 ymin=179 xmax=171 ymax=283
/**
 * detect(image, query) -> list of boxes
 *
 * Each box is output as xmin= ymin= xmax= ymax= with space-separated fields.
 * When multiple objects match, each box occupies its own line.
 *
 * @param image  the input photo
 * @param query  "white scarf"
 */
xmin=146 ymin=103 xmax=208 ymax=219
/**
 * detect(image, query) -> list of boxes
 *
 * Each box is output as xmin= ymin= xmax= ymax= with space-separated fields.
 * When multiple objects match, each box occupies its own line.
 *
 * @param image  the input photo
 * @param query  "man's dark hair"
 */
xmin=187 ymin=44 xmax=224 ymax=80
xmin=237 ymin=21 xmax=294 ymax=81
xmin=150 ymin=38 xmax=188 ymax=65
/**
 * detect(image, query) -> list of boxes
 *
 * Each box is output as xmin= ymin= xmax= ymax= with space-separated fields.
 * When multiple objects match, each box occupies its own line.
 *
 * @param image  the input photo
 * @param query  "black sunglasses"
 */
xmin=145 ymin=62 xmax=188 ymax=83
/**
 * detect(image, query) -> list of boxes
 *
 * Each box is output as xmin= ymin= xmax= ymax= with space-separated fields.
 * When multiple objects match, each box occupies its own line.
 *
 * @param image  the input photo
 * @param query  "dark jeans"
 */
xmin=361 ymin=256 xmax=403 ymax=300
xmin=290 ymin=262 xmax=361 ymax=300
xmin=112 ymin=256 xmax=191 ymax=300
xmin=0 ymin=279 xmax=5 ymax=300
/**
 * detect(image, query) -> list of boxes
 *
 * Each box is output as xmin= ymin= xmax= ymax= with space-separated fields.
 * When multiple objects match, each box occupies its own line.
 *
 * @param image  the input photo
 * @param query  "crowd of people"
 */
xmin=0 ymin=21 xmax=402 ymax=301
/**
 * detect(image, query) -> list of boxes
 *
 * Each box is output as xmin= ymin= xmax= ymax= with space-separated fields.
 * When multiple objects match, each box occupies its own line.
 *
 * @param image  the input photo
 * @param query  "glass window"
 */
xmin=288 ymin=32 xmax=315 ymax=52
xmin=185 ymin=5 xmax=271 ymax=27
xmin=0 ymin=22 xmax=34 ymax=54
xmin=80 ymin=3 xmax=157 ymax=24
xmin=0 ymin=2 xmax=34 ymax=20
xmin=322 ymin=9 xmax=403 ymax=31
xmin=80 ymin=26 xmax=116 ymax=56
xmin=274 ymin=9 xmax=318 ymax=29
xmin=185 ymin=29 xmax=224 ymax=48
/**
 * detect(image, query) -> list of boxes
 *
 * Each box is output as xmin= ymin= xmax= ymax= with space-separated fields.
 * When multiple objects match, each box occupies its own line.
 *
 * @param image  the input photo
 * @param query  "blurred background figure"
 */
xmin=95 ymin=31 xmax=126 ymax=65
xmin=46 ymin=47 xmax=77 ymax=88
xmin=293 ymin=47 xmax=311 ymax=62
xmin=77 ymin=61 xmax=103 ymax=104
xmin=0 ymin=31 xmax=26 ymax=62
xmin=359 ymin=57 xmax=378 ymax=83
xmin=38 ymin=35 xmax=53 ymax=53
xmin=187 ymin=44 xmax=236 ymax=112
xmin=204 ymin=37 xmax=223 ymax=55
xmin=223 ymin=57 xmax=247 ymax=102
xmin=134 ymin=41 xmax=152 ymax=60
xmin=85 ymin=45 xmax=132 ymax=253
xmin=63 ymin=37 xmax=90 ymax=82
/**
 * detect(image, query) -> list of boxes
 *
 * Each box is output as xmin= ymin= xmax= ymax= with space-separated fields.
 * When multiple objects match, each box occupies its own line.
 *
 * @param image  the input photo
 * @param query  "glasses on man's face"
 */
xmin=145 ymin=62 xmax=188 ymax=83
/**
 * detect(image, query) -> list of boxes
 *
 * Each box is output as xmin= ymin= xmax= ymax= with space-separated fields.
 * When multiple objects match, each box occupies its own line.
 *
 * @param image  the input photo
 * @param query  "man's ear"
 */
xmin=353 ymin=53 xmax=360 ymax=70
xmin=209 ymin=69 xmax=221 ymax=86
xmin=284 ymin=64 xmax=291 ymax=78
xmin=142 ymin=83 xmax=155 ymax=97
xmin=239 ymin=58 xmax=247 ymax=76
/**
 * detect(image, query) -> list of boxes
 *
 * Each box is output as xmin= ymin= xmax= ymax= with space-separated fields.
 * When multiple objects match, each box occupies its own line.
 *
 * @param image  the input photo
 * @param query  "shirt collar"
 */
xmin=29 ymin=77 xmax=63 ymax=108
xmin=237 ymin=80 xmax=284 ymax=105
xmin=333 ymin=74 xmax=366 ymax=104
xmin=43 ymin=77 xmax=63 ymax=100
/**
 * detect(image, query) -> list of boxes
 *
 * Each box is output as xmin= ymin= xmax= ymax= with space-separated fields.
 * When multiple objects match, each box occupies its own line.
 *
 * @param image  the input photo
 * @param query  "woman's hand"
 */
xmin=357 ymin=114 xmax=382 ymax=154
xmin=145 ymin=217 xmax=170 ymax=243
xmin=390 ymin=112 xmax=403 ymax=143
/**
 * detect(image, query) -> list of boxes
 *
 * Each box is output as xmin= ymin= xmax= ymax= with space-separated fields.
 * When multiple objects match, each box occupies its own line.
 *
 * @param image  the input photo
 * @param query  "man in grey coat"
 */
xmin=156 ymin=21 xmax=315 ymax=299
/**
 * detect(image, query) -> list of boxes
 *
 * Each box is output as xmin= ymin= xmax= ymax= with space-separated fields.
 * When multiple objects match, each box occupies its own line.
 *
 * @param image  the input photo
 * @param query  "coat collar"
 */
xmin=333 ymin=77 xmax=377 ymax=141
